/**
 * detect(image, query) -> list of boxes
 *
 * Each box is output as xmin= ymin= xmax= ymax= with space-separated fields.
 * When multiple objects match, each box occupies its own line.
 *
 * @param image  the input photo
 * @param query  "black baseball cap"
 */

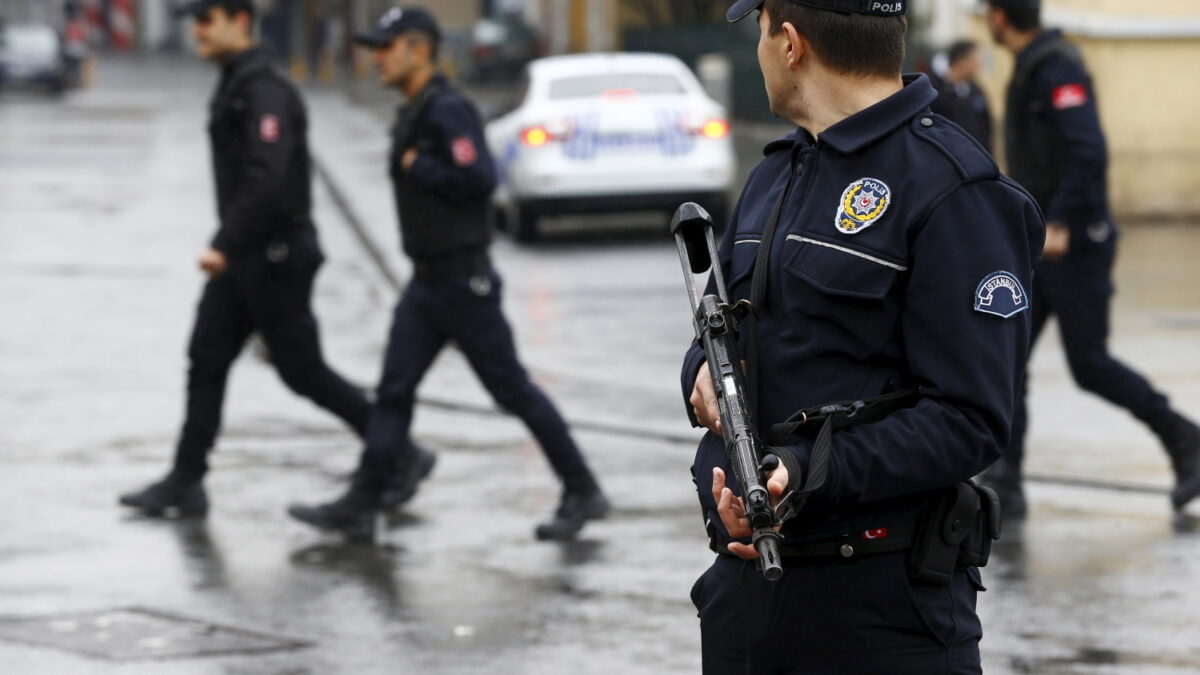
xmin=354 ymin=6 xmax=441 ymax=49
xmin=175 ymin=0 xmax=256 ymax=19
xmin=984 ymin=0 xmax=1040 ymax=11
xmin=727 ymin=0 xmax=906 ymax=23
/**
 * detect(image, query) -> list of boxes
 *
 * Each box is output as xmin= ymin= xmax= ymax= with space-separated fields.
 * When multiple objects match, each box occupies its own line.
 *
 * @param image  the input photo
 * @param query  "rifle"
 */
xmin=671 ymin=202 xmax=784 ymax=581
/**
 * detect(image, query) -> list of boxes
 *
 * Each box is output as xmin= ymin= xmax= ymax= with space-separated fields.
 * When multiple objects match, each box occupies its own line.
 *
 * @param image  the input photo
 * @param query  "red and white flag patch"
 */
xmin=259 ymin=114 xmax=281 ymax=143
xmin=452 ymin=136 xmax=478 ymax=167
xmin=1052 ymin=84 xmax=1088 ymax=110
xmin=862 ymin=528 xmax=889 ymax=540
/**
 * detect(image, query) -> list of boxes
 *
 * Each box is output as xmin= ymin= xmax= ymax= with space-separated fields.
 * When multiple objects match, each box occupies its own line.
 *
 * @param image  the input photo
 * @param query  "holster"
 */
xmin=909 ymin=481 xmax=1001 ymax=585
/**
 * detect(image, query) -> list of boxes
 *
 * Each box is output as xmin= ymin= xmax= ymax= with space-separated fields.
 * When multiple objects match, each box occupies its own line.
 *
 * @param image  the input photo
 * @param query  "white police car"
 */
xmin=486 ymin=53 xmax=735 ymax=241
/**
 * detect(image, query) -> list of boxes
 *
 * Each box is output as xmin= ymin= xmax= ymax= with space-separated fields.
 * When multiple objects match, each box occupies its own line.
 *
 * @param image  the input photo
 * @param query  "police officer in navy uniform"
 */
xmin=119 ymin=0 xmax=372 ymax=516
xmin=288 ymin=7 xmax=609 ymax=541
xmin=928 ymin=40 xmax=992 ymax=153
xmin=683 ymin=1 xmax=1043 ymax=671
xmin=983 ymin=0 xmax=1200 ymax=516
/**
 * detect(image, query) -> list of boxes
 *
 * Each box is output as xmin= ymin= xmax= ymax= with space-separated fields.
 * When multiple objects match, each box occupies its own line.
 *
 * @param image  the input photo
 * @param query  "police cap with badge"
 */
xmin=353 ymin=6 xmax=442 ymax=49
xmin=175 ymin=0 xmax=256 ymax=19
xmin=725 ymin=0 xmax=906 ymax=23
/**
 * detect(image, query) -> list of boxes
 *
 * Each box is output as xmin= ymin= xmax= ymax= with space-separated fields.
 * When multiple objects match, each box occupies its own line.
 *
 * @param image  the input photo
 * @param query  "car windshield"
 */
xmin=548 ymin=72 xmax=685 ymax=100
xmin=2 ymin=27 xmax=59 ymax=56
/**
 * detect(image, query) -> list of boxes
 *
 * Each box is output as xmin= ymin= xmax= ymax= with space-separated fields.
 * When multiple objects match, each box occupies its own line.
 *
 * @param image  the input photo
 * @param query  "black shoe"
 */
xmin=288 ymin=488 xmax=379 ymax=541
xmin=118 ymin=476 xmax=208 ymax=517
xmin=534 ymin=487 xmax=611 ymax=541
xmin=979 ymin=458 xmax=1027 ymax=519
xmin=1160 ymin=414 xmax=1200 ymax=511
xmin=380 ymin=445 xmax=437 ymax=510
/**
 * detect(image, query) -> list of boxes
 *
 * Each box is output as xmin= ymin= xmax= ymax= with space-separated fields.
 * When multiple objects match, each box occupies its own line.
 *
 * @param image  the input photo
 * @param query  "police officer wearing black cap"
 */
xmin=119 ymin=0 xmax=372 ymax=516
xmin=982 ymin=0 xmax=1200 ymax=517
xmin=288 ymin=7 xmax=609 ymax=541
xmin=683 ymin=0 xmax=1042 ymax=671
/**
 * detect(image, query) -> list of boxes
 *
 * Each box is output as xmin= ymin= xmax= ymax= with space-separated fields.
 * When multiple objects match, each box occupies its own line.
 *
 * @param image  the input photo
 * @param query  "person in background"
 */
xmin=928 ymin=39 xmax=992 ymax=152
xmin=983 ymin=0 xmax=1200 ymax=517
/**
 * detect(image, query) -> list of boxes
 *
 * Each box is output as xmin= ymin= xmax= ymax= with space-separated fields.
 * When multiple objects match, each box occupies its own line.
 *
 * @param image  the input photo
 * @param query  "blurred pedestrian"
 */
xmin=288 ymin=7 xmax=609 ymax=542
xmin=928 ymin=39 xmax=992 ymax=152
xmin=682 ymin=0 xmax=1041 ymax=671
xmin=119 ymin=0 xmax=372 ymax=517
xmin=982 ymin=0 xmax=1200 ymax=516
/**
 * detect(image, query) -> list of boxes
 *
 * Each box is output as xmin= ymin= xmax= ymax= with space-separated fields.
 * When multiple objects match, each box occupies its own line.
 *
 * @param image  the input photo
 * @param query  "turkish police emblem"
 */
xmin=974 ymin=271 xmax=1028 ymax=319
xmin=835 ymin=178 xmax=891 ymax=235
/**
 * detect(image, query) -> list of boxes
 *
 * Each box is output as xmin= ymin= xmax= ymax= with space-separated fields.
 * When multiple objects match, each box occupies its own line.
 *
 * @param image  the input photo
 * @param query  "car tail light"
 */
xmin=521 ymin=126 xmax=551 ymax=147
xmin=520 ymin=121 xmax=574 ymax=147
xmin=700 ymin=119 xmax=730 ymax=139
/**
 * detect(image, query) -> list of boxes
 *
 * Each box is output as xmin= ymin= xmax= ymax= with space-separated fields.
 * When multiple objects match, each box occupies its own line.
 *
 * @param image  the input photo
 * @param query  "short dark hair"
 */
xmin=209 ymin=0 xmax=256 ymax=21
xmin=764 ymin=0 xmax=906 ymax=79
xmin=987 ymin=0 xmax=1040 ymax=32
xmin=404 ymin=29 xmax=440 ymax=60
xmin=947 ymin=40 xmax=977 ymax=66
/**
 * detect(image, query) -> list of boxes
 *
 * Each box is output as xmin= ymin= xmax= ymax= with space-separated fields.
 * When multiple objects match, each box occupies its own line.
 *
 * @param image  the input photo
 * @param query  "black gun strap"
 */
xmin=770 ymin=388 xmax=922 ymax=511
xmin=745 ymin=171 xmax=797 ymax=406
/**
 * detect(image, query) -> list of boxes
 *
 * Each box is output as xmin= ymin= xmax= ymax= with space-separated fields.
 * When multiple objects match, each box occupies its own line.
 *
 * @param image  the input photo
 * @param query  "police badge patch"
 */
xmin=835 ymin=178 xmax=891 ymax=235
xmin=974 ymin=271 xmax=1028 ymax=319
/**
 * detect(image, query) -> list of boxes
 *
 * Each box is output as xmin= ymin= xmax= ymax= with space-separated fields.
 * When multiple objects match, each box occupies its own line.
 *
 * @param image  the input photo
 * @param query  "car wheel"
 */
xmin=514 ymin=202 xmax=540 ymax=243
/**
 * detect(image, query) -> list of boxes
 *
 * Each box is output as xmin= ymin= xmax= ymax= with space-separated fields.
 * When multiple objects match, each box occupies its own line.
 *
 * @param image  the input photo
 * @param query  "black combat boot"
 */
xmin=534 ymin=484 xmax=611 ymax=541
xmin=118 ymin=475 xmax=208 ymax=517
xmin=979 ymin=457 xmax=1026 ymax=519
xmin=288 ymin=486 xmax=381 ymax=542
xmin=1157 ymin=413 xmax=1200 ymax=511
xmin=380 ymin=444 xmax=437 ymax=510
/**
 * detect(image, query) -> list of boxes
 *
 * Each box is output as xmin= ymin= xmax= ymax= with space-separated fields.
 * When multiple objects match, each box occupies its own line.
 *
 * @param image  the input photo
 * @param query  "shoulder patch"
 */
xmin=1052 ymin=83 xmax=1088 ymax=110
xmin=451 ymin=136 xmax=478 ymax=166
xmin=974 ymin=271 xmax=1028 ymax=318
xmin=835 ymin=178 xmax=891 ymax=235
xmin=259 ymin=114 xmax=280 ymax=143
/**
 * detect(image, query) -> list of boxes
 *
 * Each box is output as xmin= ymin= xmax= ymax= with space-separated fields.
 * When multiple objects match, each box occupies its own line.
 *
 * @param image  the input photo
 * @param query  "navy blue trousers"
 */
xmin=173 ymin=242 xmax=371 ymax=480
xmin=692 ymin=554 xmax=984 ymax=674
xmin=357 ymin=269 xmax=594 ymax=492
xmin=1010 ymin=238 xmax=1173 ymax=468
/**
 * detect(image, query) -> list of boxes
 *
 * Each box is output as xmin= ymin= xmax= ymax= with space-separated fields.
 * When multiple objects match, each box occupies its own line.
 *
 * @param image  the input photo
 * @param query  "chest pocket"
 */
xmin=780 ymin=235 xmax=906 ymax=355
xmin=727 ymin=235 xmax=762 ymax=296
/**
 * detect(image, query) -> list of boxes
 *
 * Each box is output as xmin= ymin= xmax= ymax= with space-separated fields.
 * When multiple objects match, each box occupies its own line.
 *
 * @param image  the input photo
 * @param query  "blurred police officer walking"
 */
xmin=119 ymin=0 xmax=371 ymax=516
xmin=288 ymin=7 xmax=609 ymax=541
xmin=683 ymin=1 xmax=1042 ymax=671
xmin=928 ymin=40 xmax=992 ymax=153
xmin=983 ymin=0 xmax=1200 ymax=516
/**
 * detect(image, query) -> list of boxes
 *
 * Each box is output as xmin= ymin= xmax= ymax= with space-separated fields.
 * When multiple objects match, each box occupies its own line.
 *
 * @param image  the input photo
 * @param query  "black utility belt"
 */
xmin=762 ymin=481 xmax=1000 ymax=584
xmin=412 ymin=251 xmax=491 ymax=280
xmin=717 ymin=388 xmax=1001 ymax=584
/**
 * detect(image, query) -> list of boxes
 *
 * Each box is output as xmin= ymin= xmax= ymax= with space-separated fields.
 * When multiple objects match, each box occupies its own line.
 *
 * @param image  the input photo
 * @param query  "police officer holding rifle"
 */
xmin=678 ymin=0 xmax=1043 ymax=671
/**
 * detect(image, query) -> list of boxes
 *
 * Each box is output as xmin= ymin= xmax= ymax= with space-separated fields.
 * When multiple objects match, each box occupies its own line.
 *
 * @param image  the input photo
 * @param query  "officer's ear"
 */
xmin=779 ymin=21 xmax=809 ymax=70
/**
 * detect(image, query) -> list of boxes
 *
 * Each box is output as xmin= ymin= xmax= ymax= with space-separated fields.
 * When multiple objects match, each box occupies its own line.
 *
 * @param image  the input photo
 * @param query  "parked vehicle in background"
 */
xmin=486 ymin=53 xmax=735 ymax=242
xmin=0 ymin=24 xmax=68 ymax=94
xmin=470 ymin=14 xmax=540 ymax=83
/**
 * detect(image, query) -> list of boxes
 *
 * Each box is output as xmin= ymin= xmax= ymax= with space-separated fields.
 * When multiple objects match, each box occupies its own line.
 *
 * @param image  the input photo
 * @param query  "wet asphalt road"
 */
xmin=2 ymin=56 xmax=1199 ymax=674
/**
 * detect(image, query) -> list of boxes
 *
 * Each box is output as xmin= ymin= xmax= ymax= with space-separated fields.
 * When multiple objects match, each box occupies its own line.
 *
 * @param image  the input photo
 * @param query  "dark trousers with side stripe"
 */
xmin=1008 ymin=238 xmax=1174 ymax=474
xmin=171 ymin=244 xmax=371 ymax=481
xmin=356 ymin=269 xmax=596 ymax=493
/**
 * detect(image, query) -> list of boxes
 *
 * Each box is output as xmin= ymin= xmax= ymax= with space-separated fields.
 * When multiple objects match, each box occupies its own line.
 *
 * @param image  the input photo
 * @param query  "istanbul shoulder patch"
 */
xmin=835 ymin=177 xmax=891 ymax=235
xmin=974 ymin=271 xmax=1028 ymax=318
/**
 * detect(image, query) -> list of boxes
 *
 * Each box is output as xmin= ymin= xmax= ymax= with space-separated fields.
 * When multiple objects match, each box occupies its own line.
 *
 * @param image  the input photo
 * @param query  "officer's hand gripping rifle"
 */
xmin=672 ymin=202 xmax=784 ymax=581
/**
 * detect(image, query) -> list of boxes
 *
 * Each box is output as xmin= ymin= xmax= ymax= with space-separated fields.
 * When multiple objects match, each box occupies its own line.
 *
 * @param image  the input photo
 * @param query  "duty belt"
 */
xmin=412 ymin=250 xmax=491 ymax=280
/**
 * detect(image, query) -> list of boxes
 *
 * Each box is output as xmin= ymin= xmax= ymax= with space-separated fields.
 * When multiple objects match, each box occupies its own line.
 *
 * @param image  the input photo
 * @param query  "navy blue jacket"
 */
xmin=680 ymin=75 xmax=1044 ymax=544
xmin=1004 ymin=29 xmax=1109 ymax=238
xmin=390 ymin=73 xmax=497 ymax=260
xmin=208 ymin=47 xmax=314 ymax=256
